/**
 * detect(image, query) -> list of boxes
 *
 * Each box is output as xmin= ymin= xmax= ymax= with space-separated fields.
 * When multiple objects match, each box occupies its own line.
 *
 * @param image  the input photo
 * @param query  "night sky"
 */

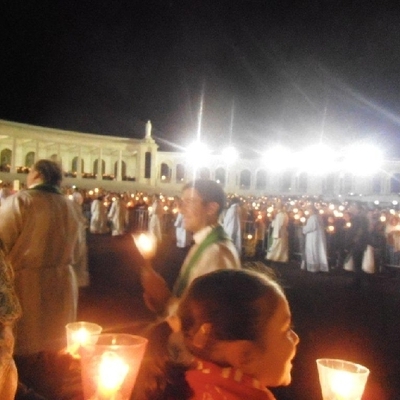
xmin=2 ymin=0 xmax=400 ymax=157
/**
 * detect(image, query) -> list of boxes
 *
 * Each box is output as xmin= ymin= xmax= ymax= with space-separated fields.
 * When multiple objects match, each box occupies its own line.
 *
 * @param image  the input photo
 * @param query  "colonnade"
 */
xmin=1 ymin=119 xmax=400 ymax=201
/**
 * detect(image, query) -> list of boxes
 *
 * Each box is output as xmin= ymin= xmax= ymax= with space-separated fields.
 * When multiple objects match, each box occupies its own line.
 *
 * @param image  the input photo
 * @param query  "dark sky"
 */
xmin=2 ymin=0 xmax=400 ymax=157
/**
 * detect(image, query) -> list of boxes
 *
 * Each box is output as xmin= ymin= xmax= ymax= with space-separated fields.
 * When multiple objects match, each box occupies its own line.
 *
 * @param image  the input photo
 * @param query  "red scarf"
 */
xmin=186 ymin=359 xmax=276 ymax=400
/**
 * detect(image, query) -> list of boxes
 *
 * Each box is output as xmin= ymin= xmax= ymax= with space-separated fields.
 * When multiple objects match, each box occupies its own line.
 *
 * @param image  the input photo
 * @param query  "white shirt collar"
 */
xmin=193 ymin=225 xmax=213 ymax=244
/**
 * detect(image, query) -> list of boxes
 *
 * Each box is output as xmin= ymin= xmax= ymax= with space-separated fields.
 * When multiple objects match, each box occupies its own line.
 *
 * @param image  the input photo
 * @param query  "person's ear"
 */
xmin=192 ymin=323 xmax=212 ymax=349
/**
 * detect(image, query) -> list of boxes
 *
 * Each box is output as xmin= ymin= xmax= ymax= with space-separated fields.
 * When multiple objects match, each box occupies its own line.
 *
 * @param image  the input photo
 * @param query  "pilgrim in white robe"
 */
xmin=0 ymin=189 xmax=83 ymax=355
xmin=148 ymin=199 xmax=163 ymax=243
xmin=174 ymin=212 xmax=193 ymax=248
xmin=223 ymin=203 xmax=242 ymax=256
xmin=108 ymin=197 xmax=127 ymax=236
xmin=90 ymin=198 xmax=109 ymax=234
xmin=302 ymin=214 xmax=329 ymax=272
xmin=266 ymin=210 xmax=289 ymax=263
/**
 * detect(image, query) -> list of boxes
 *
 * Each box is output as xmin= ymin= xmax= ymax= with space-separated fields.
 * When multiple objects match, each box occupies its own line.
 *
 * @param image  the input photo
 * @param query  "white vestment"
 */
xmin=223 ymin=203 xmax=242 ymax=256
xmin=302 ymin=214 xmax=329 ymax=272
xmin=108 ymin=198 xmax=127 ymax=236
xmin=174 ymin=212 xmax=192 ymax=248
xmin=90 ymin=199 xmax=109 ymax=234
xmin=266 ymin=211 xmax=289 ymax=262
xmin=176 ymin=225 xmax=241 ymax=293
xmin=148 ymin=200 xmax=163 ymax=242
xmin=0 ymin=189 xmax=83 ymax=355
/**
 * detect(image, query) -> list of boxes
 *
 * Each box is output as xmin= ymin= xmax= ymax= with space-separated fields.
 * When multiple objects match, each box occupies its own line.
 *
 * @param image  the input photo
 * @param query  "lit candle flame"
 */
xmin=97 ymin=351 xmax=129 ymax=398
xmin=329 ymin=370 xmax=357 ymax=399
xmin=133 ymin=233 xmax=156 ymax=260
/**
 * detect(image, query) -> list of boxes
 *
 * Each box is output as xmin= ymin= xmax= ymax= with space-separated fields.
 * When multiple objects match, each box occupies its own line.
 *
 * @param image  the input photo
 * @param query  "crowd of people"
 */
xmin=0 ymin=165 xmax=397 ymax=399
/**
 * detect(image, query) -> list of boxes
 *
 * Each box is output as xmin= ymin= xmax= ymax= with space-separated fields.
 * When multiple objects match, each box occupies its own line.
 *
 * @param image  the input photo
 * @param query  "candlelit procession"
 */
xmin=0 ymin=120 xmax=399 ymax=399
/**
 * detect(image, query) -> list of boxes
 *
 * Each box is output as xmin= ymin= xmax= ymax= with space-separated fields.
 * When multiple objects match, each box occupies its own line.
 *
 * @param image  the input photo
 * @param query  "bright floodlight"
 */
xmin=221 ymin=146 xmax=238 ymax=164
xmin=342 ymin=144 xmax=383 ymax=176
xmin=263 ymin=145 xmax=292 ymax=171
xmin=185 ymin=141 xmax=211 ymax=167
xmin=298 ymin=144 xmax=336 ymax=174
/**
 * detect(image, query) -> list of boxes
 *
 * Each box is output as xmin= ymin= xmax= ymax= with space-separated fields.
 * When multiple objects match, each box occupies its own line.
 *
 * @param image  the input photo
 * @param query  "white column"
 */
xmin=35 ymin=140 xmax=40 ymax=162
xmin=57 ymin=144 xmax=62 ymax=169
xmin=11 ymin=137 xmax=17 ymax=173
xmin=117 ymin=150 xmax=122 ymax=181
xmin=77 ymin=146 xmax=82 ymax=179
xmin=97 ymin=147 xmax=102 ymax=181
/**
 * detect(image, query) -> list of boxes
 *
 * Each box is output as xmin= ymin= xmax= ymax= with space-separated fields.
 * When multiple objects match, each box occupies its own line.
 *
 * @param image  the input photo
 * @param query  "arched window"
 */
xmin=25 ymin=151 xmax=35 ymax=167
xmin=176 ymin=164 xmax=185 ymax=183
xmin=372 ymin=174 xmax=382 ymax=194
xmin=240 ymin=170 xmax=251 ymax=190
xmin=390 ymin=174 xmax=400 ymax=194
xmin=215 ymin=167 xmax=226 ymax=186
xmin=298 ymin=172 xmax=307 ymax=193
xmin=340 ymin=173 xmax=353 ymax=194
xmin=145 ymin=152 xmax=151 ymax=178
xmin=93 ymin=159 xmax=105 ymax=176
xmin=324 ymin=173 xmax=335 ymax=195
xmin=255 ymin=170 xmax=267 ymax=190
xmin=72 ymin=157 xmax=84 ymax=173
xmin=0 ymin=149 xmax=11 ymax=171
xmin=279 ymin=172 xmax=292 ymax=192
xmin=50 ymin=154 xmax=59 ymax=162
xmin=114 ymin=160 xmax=127 ymax=178
xmin=160 ymin=163 xmax=171 ymax=183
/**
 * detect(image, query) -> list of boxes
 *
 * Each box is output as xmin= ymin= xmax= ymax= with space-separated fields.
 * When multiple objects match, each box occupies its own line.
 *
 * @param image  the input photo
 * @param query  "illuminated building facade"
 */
xmin=0 ymin=119 xmax=399 ymax=202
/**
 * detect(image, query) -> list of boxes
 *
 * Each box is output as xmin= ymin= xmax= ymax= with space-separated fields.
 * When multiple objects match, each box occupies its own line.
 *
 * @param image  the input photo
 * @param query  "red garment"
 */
xmin=186 ymin=359 xmax=276 ymax=400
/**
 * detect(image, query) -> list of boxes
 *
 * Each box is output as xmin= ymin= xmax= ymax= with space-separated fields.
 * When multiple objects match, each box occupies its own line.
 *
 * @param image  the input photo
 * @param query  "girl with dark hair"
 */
xmin=132 ymin=269 xmax=299 ymax=400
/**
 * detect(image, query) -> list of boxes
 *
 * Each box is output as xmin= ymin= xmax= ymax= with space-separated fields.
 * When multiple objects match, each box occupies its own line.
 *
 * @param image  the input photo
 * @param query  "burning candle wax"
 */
xmin=97 ymin=351 xmax=129 ymax=399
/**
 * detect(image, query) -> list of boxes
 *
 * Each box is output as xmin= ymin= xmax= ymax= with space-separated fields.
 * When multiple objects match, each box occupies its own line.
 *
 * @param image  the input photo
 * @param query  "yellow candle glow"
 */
xmin=97 ymin=351 xmax=129 ymax=398
xmin=73 ymin=327 xmax=90 ymax=345
xmin=329 ymin=370 xmax=357 ymax=399
xmin=66 ymin=321 xmax=102 ymax=359
xmin=317 ymin=358 xmax=370 ymax=400
xmin=132 ymin=233 xmax=156 ymax=260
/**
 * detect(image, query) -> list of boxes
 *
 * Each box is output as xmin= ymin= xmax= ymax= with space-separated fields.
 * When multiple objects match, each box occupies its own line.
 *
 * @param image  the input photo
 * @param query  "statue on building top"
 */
xmin=145 ymin=120 xmax=152 ymax=139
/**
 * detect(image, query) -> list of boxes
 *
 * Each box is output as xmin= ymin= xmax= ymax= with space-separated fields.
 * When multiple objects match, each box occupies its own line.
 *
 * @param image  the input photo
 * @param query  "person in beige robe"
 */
xmin=266 ymin=206 xmax=289 ymax=263
xmin=0 ymin=160 xmax=83 ymax=356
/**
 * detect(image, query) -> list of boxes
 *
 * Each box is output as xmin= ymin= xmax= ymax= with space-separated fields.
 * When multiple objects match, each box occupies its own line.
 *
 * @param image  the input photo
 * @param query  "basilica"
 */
xmin=0 ymin=118 xmax=399 ymax=203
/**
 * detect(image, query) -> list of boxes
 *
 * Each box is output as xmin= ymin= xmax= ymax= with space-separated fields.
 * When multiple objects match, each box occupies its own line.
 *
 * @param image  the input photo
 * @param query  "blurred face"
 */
xmin=245 ymin=295 xmax=299 ymax=387
xmin=181 ymin=188 xmax=211 ymax=233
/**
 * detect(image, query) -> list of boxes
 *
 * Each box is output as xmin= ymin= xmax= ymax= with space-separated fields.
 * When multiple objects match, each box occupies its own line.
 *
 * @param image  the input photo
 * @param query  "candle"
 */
xmin=132 ymin=232 xmax=157 ymax=260
xmin=316 ymin=358 xmax=369 ymax=400
xmin=80 ymin=334 xmax=148 ymax=400
xmin=329 ymin=370 xmax=358 ymax=399
xmin=66 ymin=321 xmax=102 ymax=359
xmin=97 ymin=351 xmax=129 ymax=399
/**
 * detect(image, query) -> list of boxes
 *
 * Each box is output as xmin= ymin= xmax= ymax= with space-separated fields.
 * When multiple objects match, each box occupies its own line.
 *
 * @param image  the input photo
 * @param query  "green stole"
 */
xmin=172 ymin=225 xmax=229 ymax=298
xmin=28 ymin=183 xmax=62 ymax=195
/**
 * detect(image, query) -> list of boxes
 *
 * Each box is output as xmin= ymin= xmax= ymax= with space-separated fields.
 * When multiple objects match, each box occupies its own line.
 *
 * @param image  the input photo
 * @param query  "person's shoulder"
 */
xmin=6 ymin=189 xmax=31 ymax=201
xmin=207 ymin=241 xmax=240 ymax=265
